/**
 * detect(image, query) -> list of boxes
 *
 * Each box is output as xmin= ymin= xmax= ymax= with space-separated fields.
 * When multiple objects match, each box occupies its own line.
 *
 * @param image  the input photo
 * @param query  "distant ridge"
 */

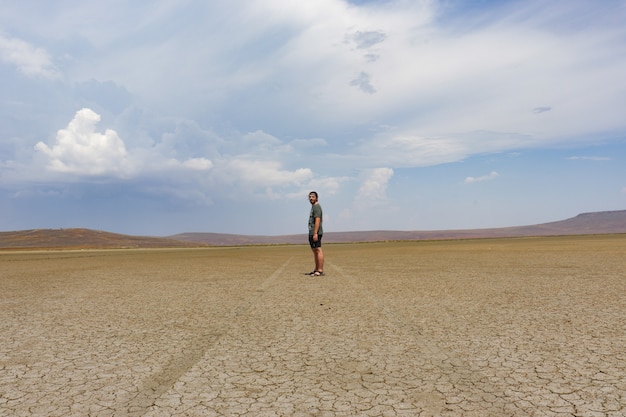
xmin=1 ymin=210 xmax=625 ymax=249
xmin=0 ymin=228 xmax=206 ymax=250
xmin=170 ymin=210 xmax=626 ymax=246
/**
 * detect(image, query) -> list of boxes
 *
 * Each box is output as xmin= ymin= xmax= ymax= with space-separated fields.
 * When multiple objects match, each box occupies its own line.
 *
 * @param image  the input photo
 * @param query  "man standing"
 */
xmin=308 ymin=191 xmax=324 ymax=276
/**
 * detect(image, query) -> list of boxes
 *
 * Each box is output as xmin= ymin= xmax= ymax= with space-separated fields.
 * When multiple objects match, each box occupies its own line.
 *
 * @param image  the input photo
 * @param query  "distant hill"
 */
xmin=1 ymin=210 xmax=625 ymax=250
xmin=0 ymin=228 xmax=206 ymax=250
xmin=170 ymin=210 xmax=626 ymax=245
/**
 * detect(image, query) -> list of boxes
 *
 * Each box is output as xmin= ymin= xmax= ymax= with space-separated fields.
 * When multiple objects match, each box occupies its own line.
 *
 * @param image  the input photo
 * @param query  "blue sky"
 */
xmin=1 ymin=0 xmax=625 ymax=236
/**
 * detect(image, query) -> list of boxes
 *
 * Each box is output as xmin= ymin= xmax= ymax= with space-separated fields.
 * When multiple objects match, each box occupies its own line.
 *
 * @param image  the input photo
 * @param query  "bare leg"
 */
xmin=313 ymin=247 xmax=324 ymax=273
xmin=311 ymin=248 xmax=317 ymax=271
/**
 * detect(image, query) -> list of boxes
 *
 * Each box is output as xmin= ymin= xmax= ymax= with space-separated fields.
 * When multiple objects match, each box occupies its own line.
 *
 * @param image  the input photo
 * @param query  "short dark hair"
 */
xmin=309 ymin=191 xmax=318 ymax=198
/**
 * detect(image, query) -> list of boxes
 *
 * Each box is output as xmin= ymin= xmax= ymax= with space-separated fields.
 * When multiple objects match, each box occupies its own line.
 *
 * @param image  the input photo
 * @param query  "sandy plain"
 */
xmin=1 ymin=235 xmax=625 ymax=417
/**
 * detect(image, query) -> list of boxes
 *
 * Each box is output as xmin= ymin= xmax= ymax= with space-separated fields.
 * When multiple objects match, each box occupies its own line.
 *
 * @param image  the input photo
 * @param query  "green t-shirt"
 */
xmin=308 ymin=204 xmax=323 ymax=235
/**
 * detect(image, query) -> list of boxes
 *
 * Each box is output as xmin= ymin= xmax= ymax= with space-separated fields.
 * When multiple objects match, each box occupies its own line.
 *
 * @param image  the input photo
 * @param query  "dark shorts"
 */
xmin=309 ymin=234 xmax=322 ymax=248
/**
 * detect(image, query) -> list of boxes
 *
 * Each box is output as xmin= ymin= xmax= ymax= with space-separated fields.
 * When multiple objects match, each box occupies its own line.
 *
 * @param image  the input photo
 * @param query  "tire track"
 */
xmin=144 ymin=258 xmax=453 ymax=416
xmin=119 ymin=257 xmax=293 ymax=416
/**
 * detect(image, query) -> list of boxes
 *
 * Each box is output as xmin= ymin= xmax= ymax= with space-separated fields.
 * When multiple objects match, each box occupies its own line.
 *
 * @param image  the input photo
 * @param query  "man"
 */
xmin=308 ymin=191 xmax=324 ymax=276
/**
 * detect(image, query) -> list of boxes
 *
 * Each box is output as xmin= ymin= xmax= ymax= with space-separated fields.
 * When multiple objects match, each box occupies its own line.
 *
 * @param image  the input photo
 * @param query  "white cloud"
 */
xmin=357 ymin=167 xmax=394 ymax=200
xmin=241 ymin=130 xmax=289 ymax=155
xmin=465 ymin=171 xmax=499 ymax=184
xmin=360 ymin=133 xmax=471 ymax=167
xmin=12 ymin=1 xmax=625 ymax=154
xmin=35 ymin=108 xmax=131 ymax=176
xmin=2 ymin=0 xmax=626 ymax=234
xmin=566 ymin=156 xmax=610 ymax=161
xmin=308 ymin=176 xmax=344 ymax=196
xmin=224 ymin=159 xmax=313 ymax=188
xmin=0 ymin=35 xmax=59 ymax=79
xmin=34 ymin=108 xmax=215 ymax=179
xmin=338 ymin=1 xmax=626 ymax=151
xmin=181 ymin=158 xmax=213 ymax=170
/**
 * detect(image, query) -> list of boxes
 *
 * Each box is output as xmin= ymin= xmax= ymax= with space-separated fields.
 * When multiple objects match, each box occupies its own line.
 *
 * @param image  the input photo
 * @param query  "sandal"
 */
xmin=311 ymin=270 xmax=325 ymax=277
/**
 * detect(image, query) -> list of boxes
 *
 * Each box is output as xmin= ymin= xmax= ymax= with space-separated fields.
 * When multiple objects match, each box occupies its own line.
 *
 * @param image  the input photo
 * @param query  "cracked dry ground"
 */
xmin=1 ymin=235 xmax=625 ymax=416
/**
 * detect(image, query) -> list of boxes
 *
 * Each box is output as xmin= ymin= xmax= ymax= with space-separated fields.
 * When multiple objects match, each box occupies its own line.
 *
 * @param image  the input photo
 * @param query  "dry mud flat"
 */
xmin=1 ymin=235 xmax=625 ymax=417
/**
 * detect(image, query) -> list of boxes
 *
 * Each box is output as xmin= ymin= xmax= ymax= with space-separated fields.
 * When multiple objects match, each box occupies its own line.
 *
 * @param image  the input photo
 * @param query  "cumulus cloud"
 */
xmin=0 ymin=35 xmax=59 ymax=78
xmin=308 ymin=176 xmax=345 ymax=196
xmin=29 ymin=109 xmax=329 ymax=204
xmin=34 ymin=108 xmax=215 ymax=179
xmin=283 ymin=175 xmax=345 ymax=200
xmin=180 ymin=158 xmax=214 ymax=170
xmin=464 ymin=171 xmax=499 ymax=184
xmin=224 ymin=159 xmax=313 ymax=188
xmin=242 ymin=130 xmax=284 ymax=152
xmin=358 ymin=167 xmax=394 ymax=200
xmin=35 ymin=108 xmax=131 ymax=176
